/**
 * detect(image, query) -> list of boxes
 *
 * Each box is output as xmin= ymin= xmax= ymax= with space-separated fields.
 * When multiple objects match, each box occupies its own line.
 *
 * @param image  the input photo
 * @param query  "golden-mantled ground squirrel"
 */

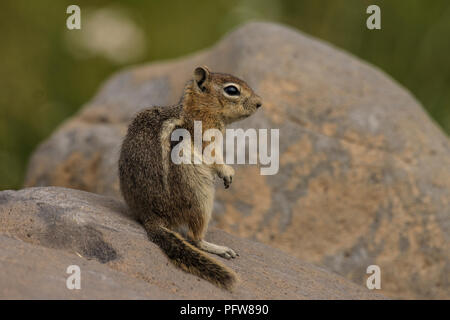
xmin=119 ymin=66 xmax=262 ymax=290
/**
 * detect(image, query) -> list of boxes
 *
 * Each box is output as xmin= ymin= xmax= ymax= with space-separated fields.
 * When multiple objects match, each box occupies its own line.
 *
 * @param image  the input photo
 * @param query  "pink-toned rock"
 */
xmin=0 ymin=187 xmax=385 ymax=299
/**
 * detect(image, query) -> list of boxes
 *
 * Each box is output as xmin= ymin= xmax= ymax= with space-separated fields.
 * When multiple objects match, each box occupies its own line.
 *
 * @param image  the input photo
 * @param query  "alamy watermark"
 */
xmin=170 ymin=121 xmax=279 ymax=175
xmin=66 ymin=265 xmax=81 ymax=290
xmin=66 ymin=5 xmax=81 ymax=30
xmin=367 ymin=5 xmax=381 ymax=30
xmin=366 ymin=265 xmax=381 ymax=290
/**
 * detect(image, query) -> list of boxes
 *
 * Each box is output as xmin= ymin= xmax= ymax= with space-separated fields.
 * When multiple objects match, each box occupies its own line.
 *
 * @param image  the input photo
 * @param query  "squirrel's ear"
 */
xmin=193 ymin=66 xmax=211 ymax=91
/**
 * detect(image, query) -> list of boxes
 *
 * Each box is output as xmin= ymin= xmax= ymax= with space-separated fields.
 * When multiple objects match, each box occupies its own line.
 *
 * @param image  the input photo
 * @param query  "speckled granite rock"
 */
xmin=24 ymin=22 xmax=450 ymax=299
xmin=0 ymin=187 xmax=385 ymax=299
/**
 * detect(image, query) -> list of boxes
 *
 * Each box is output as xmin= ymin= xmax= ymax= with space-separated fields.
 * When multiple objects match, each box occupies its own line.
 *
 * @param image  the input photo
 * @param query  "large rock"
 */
xmin=24 ymin=22 xmax=449 ymax=299
xmin=0 ymin=187 xmax=384 ymax=299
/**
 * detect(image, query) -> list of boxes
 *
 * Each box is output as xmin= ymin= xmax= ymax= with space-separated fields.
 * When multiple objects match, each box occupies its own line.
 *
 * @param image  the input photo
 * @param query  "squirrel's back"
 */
xmin=120 ymin=105 xmax=180 ymax=221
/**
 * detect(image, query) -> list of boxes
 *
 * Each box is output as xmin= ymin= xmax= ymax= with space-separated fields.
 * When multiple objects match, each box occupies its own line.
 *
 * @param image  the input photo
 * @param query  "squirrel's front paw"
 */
xmin=217 ymin=165 xmax=235 ymax=189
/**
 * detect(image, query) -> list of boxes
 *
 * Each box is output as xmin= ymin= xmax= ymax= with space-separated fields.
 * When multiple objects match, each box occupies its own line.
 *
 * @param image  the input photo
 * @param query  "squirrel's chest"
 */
xmin=181 ymin=162 xmax=215 ymax=189
xmin=172 ymin=162 xmax=215 ymax=217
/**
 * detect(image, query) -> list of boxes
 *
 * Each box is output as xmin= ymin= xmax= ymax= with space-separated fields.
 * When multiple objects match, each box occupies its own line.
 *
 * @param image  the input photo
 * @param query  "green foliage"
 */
xmin=0 ymin=0 xmax=449 ymax=190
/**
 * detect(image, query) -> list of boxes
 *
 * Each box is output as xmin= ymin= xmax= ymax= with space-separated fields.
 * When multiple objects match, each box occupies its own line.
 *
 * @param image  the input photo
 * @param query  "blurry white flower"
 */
xmin=65 ymin=6 xmax=146 ymax=64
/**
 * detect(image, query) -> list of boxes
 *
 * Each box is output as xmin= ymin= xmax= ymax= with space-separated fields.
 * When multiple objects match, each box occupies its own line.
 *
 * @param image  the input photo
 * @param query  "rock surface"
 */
xmin=24 ymin=22 xmax=449 ymax=299
xmin=0 ymin=187 xmax=385 ymax=299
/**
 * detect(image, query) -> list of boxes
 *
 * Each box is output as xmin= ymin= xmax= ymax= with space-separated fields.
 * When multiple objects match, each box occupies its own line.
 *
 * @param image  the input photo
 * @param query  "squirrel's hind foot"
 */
xmin=195 ymin=240 xmax=238 ymax=259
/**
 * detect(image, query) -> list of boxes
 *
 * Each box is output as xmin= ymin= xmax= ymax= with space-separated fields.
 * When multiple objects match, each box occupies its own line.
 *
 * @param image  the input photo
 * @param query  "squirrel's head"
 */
xmin=183 ymin=66 xmax=262 ymax=125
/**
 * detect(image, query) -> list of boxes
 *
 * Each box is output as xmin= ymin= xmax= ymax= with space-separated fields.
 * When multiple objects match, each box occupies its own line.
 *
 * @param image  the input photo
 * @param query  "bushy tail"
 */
xmin=144 ymin=222 xmax=237 ymax=290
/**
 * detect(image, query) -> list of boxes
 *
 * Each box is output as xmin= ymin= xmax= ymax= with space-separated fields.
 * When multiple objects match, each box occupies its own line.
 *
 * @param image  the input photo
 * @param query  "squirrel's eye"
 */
xmin=224 ymin=85 xmax=240 ymax=96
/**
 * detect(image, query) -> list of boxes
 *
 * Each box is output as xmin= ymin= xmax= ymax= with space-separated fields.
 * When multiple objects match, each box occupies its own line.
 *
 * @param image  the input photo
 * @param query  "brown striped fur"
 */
xmin=118 ymin=66 xmax=261 ymax=290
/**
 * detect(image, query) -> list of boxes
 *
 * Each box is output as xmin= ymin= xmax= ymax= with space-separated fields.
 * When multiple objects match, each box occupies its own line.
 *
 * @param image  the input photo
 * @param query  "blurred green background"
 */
xmin=1 ymin=0 xmax=449 ymax=190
